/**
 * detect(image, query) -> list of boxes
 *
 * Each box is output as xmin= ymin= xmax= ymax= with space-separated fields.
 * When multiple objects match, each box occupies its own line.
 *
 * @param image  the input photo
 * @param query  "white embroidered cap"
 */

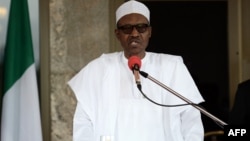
xmin=116 ymin=0 xmax=150 ymax=24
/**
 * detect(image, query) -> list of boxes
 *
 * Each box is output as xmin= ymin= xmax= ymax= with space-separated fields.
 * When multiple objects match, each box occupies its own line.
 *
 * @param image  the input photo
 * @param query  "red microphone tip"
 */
xmin=128 ymin=56 xmax=142 ymax=70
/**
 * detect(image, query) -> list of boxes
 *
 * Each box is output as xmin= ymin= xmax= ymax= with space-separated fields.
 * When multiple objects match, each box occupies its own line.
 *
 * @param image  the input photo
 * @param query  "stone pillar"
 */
xmin=49 ymin=0 xmax=110 ymax=140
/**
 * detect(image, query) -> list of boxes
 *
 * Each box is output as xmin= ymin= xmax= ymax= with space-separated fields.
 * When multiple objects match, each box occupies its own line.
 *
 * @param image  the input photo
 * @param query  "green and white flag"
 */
xmin=1 ymin=0 xmax=43 ymax=141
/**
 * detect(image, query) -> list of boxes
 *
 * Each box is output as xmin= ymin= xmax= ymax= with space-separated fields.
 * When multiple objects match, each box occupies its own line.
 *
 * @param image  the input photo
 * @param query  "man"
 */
xmin=68 ymin=0 xmax=204 ymax=141
xmin=229 ymin=79 xmax=250 ymax=125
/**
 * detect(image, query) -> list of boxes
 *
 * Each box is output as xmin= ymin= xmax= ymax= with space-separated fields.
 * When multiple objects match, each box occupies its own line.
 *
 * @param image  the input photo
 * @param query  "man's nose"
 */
xmin=130 ymin=27 xmax=140 ymax=36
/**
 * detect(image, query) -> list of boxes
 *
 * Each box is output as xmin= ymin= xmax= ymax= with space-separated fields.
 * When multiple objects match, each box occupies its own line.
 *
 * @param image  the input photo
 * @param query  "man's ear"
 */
xmin=148 ymin=26 xmax=152 ymax=38
xmin=115 ymin=29 xmax=120 ymax=39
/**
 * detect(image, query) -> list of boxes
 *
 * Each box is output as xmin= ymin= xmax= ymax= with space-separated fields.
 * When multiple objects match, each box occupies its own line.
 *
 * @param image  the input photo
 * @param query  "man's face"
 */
xmin=115 ymin=13 xmax=151 ymax=59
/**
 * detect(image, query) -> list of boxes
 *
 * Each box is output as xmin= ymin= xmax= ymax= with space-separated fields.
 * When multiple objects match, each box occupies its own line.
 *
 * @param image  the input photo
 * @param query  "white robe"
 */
xmin=68 ymin=51 xmax=204 ymax=141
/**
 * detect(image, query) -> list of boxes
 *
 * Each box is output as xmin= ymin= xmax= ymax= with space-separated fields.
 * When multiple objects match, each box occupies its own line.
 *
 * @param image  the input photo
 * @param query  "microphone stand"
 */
xmin=139 ymin=70 xmax=228 ymax=128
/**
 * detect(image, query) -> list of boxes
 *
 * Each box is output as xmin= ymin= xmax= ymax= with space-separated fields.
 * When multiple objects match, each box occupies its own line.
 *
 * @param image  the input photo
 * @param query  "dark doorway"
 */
xmin=143 ymin=1 xmax=229 ymax=132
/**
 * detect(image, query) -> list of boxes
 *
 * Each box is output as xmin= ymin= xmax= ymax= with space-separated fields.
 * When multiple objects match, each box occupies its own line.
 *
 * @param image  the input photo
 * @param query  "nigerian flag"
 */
xmin=1 ymin=0 xmax=43 ymax=141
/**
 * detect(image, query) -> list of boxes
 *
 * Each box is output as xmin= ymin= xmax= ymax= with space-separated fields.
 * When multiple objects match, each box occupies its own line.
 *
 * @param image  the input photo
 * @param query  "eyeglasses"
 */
xmin=117 ymin=23 xmax=150 ymax=34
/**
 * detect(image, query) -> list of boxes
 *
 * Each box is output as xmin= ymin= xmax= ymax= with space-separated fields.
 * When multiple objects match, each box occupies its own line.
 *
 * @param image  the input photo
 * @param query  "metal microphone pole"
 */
xmin=139 ymin=70 xmax=228 ymax=128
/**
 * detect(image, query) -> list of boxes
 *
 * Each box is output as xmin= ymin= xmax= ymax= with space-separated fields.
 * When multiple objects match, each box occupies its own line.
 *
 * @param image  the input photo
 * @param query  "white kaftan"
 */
xmin=68 ymin=51 xmax=204 ymax=141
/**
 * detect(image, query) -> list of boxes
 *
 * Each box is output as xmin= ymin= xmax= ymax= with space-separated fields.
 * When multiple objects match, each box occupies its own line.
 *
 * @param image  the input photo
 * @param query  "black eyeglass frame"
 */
xmin=117 ymin=23 xmax=150 ymax=34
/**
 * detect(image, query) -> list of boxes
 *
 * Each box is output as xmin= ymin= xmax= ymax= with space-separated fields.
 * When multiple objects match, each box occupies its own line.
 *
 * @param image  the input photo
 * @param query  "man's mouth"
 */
xmin=130 ymin=41 xmax=139 ymax=46
xmin=129 ymin=39 xmax=140 ymax=46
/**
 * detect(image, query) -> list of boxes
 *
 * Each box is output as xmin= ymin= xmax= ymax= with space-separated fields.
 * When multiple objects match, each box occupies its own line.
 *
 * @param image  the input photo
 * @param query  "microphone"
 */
xmin=127 ymin=56 xmax=228 ymax=128
xmin=128 ymin=56 xmax=141 ymax=85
